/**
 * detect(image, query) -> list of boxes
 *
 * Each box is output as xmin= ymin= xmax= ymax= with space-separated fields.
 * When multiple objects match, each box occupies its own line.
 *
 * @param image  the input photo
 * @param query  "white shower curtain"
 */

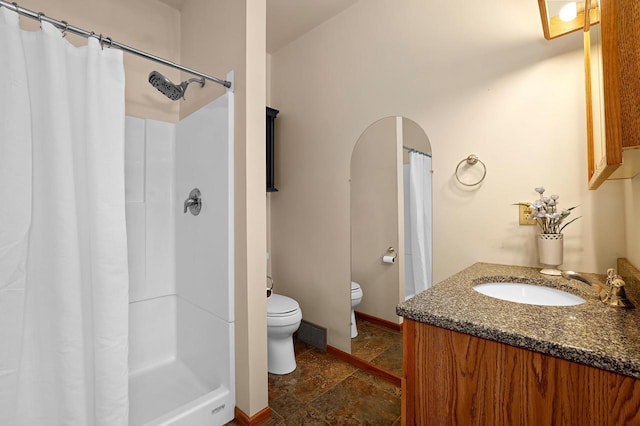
xmin=0 ymin=8 xmax=129 ymax=426
xmin=408 ymin=151 xmax=432 ymax=296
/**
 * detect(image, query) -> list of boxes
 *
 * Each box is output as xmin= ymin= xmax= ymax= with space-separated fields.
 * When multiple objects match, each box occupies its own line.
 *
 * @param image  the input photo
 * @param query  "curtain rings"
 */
xmin=89 ymin=31 xmax=101 ymax=49
xmin=96 ymin=34 xmax=113 ymax=50
xmin=36 ymin=11 xmax=44 ymax=27
xmin=455 ymin=154 xmax=487 ymax=186
xmin=87 ymin=32 xmax=111 ymax=50
xmin=60 ymin=20 xmax=69 ymax=38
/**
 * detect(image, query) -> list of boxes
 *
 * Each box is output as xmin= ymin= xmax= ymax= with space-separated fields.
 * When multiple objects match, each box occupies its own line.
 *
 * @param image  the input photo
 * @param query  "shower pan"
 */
xmin=126 ymin=90 xmax=235 ymax=425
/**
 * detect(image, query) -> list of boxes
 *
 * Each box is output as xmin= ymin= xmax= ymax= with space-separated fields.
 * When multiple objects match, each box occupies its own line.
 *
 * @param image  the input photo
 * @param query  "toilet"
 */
xmin=266 ymin=293 xmax=302 ymax=375
xmin=351 ymin=281 xmax=363 ymax=338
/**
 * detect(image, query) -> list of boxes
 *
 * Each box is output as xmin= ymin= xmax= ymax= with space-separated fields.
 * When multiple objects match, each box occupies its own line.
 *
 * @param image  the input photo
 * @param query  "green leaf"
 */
xmin=559 ymin=216 xmax=582 ymax=232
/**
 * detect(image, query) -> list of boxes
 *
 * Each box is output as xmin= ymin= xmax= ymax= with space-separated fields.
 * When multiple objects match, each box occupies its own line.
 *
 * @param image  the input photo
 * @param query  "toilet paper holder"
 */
xmin=383 ymin=247 xmax=397 ymax=264
xmin=267 ymin=275 xmax=274 ymax=297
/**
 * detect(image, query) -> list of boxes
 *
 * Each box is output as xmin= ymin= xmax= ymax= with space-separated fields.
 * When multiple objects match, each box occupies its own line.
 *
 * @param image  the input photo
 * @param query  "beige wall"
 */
xmin=624 ymin=175 xmax=640 ymax=269
xmin=178 ymin=1 xmax=243 ymax=120
xmin=266 ymin=53 xmax=273 ymax=278
xmin=269 ymin=0 xmax=627 ymax=352
xmin=402 ymin=117 xmax=432 ymax=164
xmin=17 ymin=0 xmax=268 ymax=417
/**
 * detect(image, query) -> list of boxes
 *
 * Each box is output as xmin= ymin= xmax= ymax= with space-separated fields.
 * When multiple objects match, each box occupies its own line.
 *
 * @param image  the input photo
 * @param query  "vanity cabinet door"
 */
xmin=403 ymin=320 xmax=640 ymax=425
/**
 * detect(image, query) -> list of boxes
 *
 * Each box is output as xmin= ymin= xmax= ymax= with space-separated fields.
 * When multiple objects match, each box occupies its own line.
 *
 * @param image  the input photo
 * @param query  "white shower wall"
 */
xmin=124 ymin=92 xmax=235 ymax=424
xmin=174 ymin=96 xmax=234 ymax=388
xmin=126 ymin=117 xmax=177 ymax=372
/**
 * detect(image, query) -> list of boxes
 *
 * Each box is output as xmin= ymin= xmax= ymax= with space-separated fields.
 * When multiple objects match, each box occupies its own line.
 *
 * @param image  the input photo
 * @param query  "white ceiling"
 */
xmin=266 ymin=0 xmax=357 ymax=53
xmin=158 ymin=0 xmax=186 ymax=10
xmin=158 ymin=0 xmax=358 ymax=53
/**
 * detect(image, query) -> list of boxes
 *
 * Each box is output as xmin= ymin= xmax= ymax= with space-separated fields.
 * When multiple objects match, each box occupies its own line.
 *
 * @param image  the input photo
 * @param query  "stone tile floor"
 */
xmin=226 ymin=318 xmax=403 ymax=425
xmin=350 ymin=319 xmax=403 ymax=377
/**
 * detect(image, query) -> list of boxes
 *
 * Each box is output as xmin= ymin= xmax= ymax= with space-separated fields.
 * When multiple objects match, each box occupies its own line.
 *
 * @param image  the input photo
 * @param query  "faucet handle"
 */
xmin=183 ymin=188 xmax=202 ymax=216
xmin=183 ymin=198 xmax=195 ymax=213
xmin=605 ymin=268 xmax=622 ymax=287
xmin=603 ymin=268 xmax=635 ymax=308
xmin=611 ymin=276 xmax=626 ymax=288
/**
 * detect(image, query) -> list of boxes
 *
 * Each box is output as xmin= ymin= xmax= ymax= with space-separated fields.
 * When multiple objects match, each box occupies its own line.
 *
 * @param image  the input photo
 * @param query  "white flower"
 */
xmin=515 ymin=186 xmax=580 ymax=234
xmin=531 ymin=200 xmax=544 ymax=209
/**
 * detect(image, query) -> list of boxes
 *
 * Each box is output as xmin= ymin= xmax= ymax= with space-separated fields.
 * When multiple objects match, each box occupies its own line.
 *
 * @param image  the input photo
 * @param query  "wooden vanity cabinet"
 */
xmin=403 ymin=319 xmax=640 ymax=425
xmin=585 ymin=0 xmax=640 ymax=189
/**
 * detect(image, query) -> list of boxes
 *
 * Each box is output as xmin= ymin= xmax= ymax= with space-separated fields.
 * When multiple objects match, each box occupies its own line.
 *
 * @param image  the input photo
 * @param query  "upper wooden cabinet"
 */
xmin=584 ymin=0 xmax=640 ymax=189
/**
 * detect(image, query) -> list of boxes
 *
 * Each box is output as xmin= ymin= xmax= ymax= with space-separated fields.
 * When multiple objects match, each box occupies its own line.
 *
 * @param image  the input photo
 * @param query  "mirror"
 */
xmin=538 ymin=0 xmax=599 ymax=39
xmin=349 ymin=116 xmax=432 ymax=374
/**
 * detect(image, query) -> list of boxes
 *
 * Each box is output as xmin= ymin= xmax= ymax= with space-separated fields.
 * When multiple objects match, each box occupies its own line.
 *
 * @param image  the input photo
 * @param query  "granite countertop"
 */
xmin=396 ymin=260 xmax=640 ymax=379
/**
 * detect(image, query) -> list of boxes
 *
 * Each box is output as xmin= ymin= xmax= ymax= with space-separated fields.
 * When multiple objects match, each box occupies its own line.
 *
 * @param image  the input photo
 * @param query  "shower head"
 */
xmin=148 ymin=71 xmax=205 ymax=101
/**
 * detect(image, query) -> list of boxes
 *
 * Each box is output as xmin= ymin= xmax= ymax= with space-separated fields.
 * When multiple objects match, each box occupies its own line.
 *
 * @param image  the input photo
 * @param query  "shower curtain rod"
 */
xmin=403 ymin=146 xmax=432 ymax=157
xmin=0 ymin=0 xmax=232 ymax=89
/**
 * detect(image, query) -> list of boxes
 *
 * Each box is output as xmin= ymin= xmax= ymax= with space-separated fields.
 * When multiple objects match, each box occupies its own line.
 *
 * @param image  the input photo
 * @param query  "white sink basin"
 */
xmin=473 ymin=282 xmax=585 ymax=306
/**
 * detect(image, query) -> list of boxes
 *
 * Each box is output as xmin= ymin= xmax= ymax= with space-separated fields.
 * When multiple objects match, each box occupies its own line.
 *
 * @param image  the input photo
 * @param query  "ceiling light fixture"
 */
xmin=537 ymin=0 xmax=599 ymax=39
xmin=558 ymin=2 xmax=578 ymax=22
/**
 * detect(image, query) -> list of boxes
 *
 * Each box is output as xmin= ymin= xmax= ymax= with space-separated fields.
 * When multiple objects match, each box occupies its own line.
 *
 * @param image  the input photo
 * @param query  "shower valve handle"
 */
xmin=184 ymin=188 xmax=202 ymax=216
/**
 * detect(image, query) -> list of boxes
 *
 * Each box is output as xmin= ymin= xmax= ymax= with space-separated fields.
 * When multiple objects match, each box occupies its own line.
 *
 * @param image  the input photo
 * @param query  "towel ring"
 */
xmin=455 ymin=154 xmax=486 ymax=186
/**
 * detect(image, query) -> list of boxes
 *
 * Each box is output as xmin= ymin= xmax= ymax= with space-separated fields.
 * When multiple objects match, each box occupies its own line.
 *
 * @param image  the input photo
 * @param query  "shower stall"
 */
xmin=126 ymin=92 xmax=235 ymax=425
xmin=0 ymin=2 xmax=235 ymax=424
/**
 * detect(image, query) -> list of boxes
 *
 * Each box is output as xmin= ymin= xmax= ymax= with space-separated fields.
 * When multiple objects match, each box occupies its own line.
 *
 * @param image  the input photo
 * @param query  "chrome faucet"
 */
xmin=562 ymin=269 xmax=635 ymax=309
xmin=561 ymin=271 xmax=596 ymax=288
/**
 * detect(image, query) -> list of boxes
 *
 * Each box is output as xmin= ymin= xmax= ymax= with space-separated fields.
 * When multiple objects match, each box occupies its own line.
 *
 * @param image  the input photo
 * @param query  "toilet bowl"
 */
xmin=267 ymin=293 xmax=302 ymax=375
xmin=351 ymin=281 xmax=363 ymax=338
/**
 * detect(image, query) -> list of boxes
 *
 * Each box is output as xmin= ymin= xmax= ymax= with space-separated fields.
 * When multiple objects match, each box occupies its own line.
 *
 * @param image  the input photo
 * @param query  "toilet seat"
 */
xmin=267 ymin=294 xmax=300 ymax=317
xmin=267 ymin=293 xmax=303 ymax=374
xmin=351 ymin=282 xmax=363 ymax=302
xmin=350 ymin=281 xmax=363 ymax=338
